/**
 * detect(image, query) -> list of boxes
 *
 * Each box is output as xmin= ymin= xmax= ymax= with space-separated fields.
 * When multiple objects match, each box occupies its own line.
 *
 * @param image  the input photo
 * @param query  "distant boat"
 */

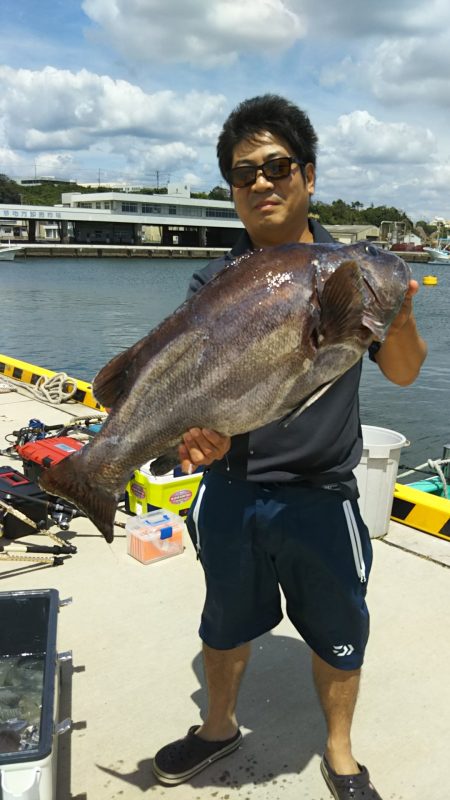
xmin=424 ymin=239 xmax=450 ymax=263
xmin=0 ymin=244 xmax=24 ymax=261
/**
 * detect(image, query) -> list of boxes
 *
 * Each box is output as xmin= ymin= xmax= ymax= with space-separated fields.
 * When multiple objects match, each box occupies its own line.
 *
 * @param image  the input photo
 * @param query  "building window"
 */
xmin=141 ymin=204 xmax=161 ymax=214
xmin=121 ymin=202 xmax=138 ymax=213
xmin=205 ymin=209 xmax=239 ymax=219
xmin=104 ymin=202 xmax=111 ymax=209
xmin=178 ymin=206 xmax=202 ymax=218
xmin=168 ymin=206 xmax=177 ymax=215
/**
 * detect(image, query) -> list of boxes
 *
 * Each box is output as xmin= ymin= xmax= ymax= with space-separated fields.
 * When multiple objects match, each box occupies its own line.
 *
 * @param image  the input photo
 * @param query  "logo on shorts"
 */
xmin=332 ymin=644 xmax=355 ymax=657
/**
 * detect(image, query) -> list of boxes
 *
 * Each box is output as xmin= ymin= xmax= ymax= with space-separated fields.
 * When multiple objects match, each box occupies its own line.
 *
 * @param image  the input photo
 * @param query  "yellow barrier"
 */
xmin=391 ymin=482 xmax=450 ymax=541
xmin=0 ymin=353 xmax=104 ymax=411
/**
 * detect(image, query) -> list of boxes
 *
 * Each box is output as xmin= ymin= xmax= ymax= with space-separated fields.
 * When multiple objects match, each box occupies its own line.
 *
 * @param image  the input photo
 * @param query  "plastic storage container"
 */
xmin=126 ymin=509 xmax=185 ymax=564
xmin=354 ymin=425 xmax=408 ymax=538
xmin=0 ymin=588 xmax=71 ymax=800
xmin=125 ymin=461 xmax=202 ymax=517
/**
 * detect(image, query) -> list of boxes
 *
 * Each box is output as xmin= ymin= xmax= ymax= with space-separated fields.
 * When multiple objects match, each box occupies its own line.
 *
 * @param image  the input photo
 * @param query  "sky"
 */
xmin=0 ymin=0 xmax=449 ymax=222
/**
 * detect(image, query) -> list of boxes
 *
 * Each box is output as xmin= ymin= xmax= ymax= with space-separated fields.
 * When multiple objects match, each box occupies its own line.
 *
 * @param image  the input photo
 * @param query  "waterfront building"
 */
xmin=60 ymin=183 xmax=242 ymax=247
xmin=1 ymin=183 xmax=380 ymax=248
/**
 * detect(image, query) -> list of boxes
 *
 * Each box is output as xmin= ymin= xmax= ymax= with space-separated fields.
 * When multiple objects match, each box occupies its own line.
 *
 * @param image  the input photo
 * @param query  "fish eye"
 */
xmin=365 ymin=244 xmax=379 ymax=256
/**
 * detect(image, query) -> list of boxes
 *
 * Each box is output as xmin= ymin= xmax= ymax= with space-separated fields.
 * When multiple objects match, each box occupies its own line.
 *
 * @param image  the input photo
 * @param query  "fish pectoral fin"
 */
xmin=93 ymin=328 xmax=201 ymax=409
xmin=93 ymin=339 xmax=147 ymax=407
xmin=151 ymin=448 xmax=181 ymax=476
xmin=319 ymin=260 xmax=367 ymax=345
xmin=279 ymin=378 xmax=340 ymax=427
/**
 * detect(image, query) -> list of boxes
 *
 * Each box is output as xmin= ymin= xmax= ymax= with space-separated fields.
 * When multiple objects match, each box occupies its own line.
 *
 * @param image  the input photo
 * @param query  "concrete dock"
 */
xmin=5 ymin=242 xmax=432 ymax=261
xmin=0 ymin=382 xmax=448 ymax=799
xmin=6 ymin=243 xmax=228 ymax=259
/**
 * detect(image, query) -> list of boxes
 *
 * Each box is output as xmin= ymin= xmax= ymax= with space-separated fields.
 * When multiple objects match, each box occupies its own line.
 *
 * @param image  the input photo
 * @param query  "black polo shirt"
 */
xmin=187 ymin=220 xmax=372 ymax=498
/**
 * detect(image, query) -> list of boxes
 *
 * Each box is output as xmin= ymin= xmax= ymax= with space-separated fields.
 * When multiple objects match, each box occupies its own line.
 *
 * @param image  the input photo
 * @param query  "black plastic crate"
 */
xmin=0 ymin=466 xmax=49 ymax=538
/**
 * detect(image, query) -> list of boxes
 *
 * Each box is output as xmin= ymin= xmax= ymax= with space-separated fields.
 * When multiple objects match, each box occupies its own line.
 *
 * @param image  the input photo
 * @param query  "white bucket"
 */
xmin=354 ymin=425 xmax=408 ymax=538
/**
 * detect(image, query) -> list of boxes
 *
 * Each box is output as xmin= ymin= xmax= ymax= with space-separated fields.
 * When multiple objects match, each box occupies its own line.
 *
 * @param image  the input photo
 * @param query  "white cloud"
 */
xmin=0 ymin=146 xmax=22 ymax=175
xmin=0 ymin=66 xmax=226 ymax=152
xmin=125 ymin=141 xmax=198 ymax=174
xmin=368 ymin=36 xmax=450 ymax=105
xmin=313 ymin=110 xmax=444 ymax=218
xmin=319 ymin=56 xmax=355 ymax=89
xmin=316 ymin=18 xmax=450 ymax=109
xmin=0 ymin=145 xmax=76 ymax=181
xmin=82 ymin=0 xmax=304 ymax=67
xmin=2 ymin=0 xmax=450 ymax=219
xmin=291 ymin=0 xmax=450 ymax=38
xmin=31 ymin=152 xmax=78 ymax=179
xmin=180 ymin=171 xmax=200 ymax=188
xmin=322 ymin=111 xmax=435 ymax=165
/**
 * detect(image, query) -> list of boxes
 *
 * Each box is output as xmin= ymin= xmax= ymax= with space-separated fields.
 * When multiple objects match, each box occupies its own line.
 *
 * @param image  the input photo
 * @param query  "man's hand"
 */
xmin=388 ymin=279 xmax=419 ymax=336
xmin=178 ymin=428 xmax=231 ymax=474
xmin=375 ymin=278 xmax=426 ymax=385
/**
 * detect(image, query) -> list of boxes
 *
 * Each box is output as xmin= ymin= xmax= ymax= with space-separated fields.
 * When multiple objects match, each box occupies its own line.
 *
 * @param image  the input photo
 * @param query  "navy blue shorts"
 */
xmin=186 ymin=471 xmax=373 ymax=670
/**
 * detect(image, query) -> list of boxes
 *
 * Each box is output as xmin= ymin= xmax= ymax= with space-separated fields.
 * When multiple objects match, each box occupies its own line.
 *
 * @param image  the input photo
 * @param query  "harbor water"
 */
xmin=1 ymin=256 xmax=448 ymax=469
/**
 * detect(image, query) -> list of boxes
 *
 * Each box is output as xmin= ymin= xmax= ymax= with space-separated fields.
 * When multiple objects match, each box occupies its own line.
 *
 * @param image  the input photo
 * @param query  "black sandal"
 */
xmin=153 ymin=725 xmax=242 ymax=785
xmin=321 ymin=754 xmax=383 ymax=799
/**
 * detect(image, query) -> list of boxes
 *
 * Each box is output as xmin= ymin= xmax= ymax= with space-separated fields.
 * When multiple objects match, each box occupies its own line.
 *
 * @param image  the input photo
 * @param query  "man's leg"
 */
xmin=152 ymin=642 xmax=250 ymax=784
xmin=312 ymin=651 xmax=361 ymax=774
xmin=196 ymin=641 xmax=251 ymax=740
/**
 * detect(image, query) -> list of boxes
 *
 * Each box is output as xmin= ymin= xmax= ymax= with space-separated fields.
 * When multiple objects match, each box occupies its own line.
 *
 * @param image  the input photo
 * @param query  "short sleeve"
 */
xmin=368 ymin=341 xmax=382 ymax=362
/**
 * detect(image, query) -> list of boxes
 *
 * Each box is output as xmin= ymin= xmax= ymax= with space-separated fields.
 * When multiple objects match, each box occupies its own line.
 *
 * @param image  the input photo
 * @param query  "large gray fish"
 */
xmin=39 ymin=241 xmax=410 ymax=542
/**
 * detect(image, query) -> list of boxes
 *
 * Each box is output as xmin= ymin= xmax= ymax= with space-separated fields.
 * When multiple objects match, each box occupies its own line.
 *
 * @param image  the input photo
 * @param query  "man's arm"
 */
xmin=374 ymin=280 xmax=427 ymax=386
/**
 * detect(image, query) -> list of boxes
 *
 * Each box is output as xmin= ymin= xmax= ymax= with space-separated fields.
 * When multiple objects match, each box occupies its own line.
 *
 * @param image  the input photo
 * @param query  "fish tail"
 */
xmin=39 ymin=453 xmax=117 ymax=543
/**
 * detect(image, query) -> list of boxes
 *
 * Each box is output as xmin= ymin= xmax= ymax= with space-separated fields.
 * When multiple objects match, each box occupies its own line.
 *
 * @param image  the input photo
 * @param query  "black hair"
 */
xmin=217 ymin=94 xmax=318 ymax=184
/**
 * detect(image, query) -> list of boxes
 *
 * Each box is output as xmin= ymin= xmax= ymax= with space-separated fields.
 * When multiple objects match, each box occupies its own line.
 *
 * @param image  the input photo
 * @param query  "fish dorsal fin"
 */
xmin=93 ymin=338 xmax=147 ymax=407
xmin=319 ymin=260 xmax=366 ymax=345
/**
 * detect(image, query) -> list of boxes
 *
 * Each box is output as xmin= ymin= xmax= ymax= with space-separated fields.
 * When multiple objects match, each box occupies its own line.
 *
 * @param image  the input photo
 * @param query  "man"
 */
xmin=152 ymin=95 xmax=427 ymax=799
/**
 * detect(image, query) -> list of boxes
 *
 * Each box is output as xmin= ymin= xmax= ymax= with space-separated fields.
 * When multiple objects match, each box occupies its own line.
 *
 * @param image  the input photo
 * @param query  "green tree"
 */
xmin=415 ymin=221 xmax=435 ymax=237
xmin=208 ymin=185 xmax=230 ymax=201
xmin=0 ymin=174 xmax=22 ymax=203
xmin=19 ymin=181 xmax=93 ymax=205
xmin=361 ymin=204 xmax=412 ymax=228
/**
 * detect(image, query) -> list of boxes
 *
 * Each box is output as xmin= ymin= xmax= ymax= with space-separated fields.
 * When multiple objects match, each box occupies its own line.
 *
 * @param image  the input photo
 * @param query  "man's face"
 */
xmin=230 ymin=131 xmax=315 ymax=249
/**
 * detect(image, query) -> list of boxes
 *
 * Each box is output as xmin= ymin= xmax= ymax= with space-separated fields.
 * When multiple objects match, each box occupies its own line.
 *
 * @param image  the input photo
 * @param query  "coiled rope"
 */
xmin=32 ymin=373 xmax=77 ymax=404
xmin=0 ymin=497 xmax=39 ymax=531
xmin=0 ymin=373 xmax=77 ymax=404
xmin=0 ymin=377 xmax=16 ymax=393
xmin=427 ymin=459 xmax=448 ymax=499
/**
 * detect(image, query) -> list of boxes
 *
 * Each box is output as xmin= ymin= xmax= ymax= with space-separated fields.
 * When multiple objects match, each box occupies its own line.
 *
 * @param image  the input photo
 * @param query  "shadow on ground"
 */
xmin=96 ymin=630 xmax=325 ymax=794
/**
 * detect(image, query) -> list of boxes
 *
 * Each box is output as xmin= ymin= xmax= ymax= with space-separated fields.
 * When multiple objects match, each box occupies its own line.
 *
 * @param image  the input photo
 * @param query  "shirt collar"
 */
xmin=228 ymin=218 xmax=333 ymax=260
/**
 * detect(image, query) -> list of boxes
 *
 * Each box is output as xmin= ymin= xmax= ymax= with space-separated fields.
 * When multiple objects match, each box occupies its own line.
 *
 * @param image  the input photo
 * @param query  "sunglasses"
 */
xmin=228 ymin=156 xmax=304 ymax=189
